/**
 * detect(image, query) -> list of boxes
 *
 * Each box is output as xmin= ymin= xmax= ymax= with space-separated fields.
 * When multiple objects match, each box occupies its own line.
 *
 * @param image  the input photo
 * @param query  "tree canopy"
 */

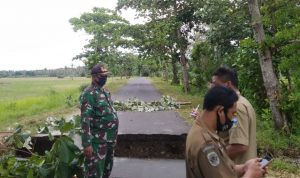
xmin=69 ymin=0 xmax=300 ymax=133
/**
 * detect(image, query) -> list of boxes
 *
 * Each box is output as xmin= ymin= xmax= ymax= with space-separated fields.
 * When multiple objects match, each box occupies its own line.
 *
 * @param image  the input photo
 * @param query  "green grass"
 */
xmin=150 ymin=77 xmax=204 ymax=124
xmin=0 ymin=77 xmax=87 ymax=102
xmin=0 ymin=77 xmax=129 ymax=131
xmin=270 ymin=159 xmax=300 ymax=174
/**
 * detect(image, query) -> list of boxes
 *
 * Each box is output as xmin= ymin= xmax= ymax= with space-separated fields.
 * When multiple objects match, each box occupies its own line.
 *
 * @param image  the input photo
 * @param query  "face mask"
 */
xmin=97 ymin=76 xmax=107 ymax=87
xmin=216 ymin=111 xmax=233 ymax=132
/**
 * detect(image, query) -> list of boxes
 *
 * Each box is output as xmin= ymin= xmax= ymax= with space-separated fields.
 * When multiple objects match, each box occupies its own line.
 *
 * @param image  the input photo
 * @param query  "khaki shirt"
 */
xmin=219 ymin=92 xmax=257 ymax=164
xmin=185 ymin=120 xmax=237 ymax=178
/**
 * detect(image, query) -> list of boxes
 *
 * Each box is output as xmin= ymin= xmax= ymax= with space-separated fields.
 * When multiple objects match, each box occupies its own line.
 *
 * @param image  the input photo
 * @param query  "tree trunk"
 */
xmin=171 ymin=56 xmax=180 ymax=85
xmin=247 ymin=0 xmax=289 ymax=132
xmin=173 ymin=0 xmax=190 ymax=93
xmin=180 ymin=52 xmax=190 ymax=93
xmin=162 ymin=60 xmax=169 ymax=81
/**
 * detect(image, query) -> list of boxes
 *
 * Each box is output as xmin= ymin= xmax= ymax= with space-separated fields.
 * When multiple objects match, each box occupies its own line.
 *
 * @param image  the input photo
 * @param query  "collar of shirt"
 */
xmin=195 ymin=119 xmax=220 ymax=142
xmin=92 ymin=84 xmax=104 ymax=91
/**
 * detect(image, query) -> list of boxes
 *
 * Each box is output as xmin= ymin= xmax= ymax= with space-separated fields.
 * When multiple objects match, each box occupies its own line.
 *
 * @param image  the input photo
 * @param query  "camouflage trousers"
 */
xmin=84 ymin=142 xmax=116 ymax=178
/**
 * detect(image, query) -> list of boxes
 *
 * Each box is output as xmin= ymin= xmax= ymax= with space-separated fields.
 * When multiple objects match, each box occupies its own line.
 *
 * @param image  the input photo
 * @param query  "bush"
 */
xmin=257 ymin=110 xmax=300 ymax=157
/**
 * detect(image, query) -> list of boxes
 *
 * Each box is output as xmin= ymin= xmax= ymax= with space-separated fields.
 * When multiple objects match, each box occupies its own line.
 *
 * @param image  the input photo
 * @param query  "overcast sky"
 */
xmin=0 ymin=0 xmax=136 ymax=71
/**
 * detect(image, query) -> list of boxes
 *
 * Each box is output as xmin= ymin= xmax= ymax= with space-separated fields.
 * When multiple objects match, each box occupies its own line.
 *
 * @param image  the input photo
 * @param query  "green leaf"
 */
xmin=23 ymin=136 xmax=32 ymax=150
xmin=48 ymin=132 xmax=54 ymax=141
xmin=27 ymin=169 xmax=34 ymax=178
xmin=37 ymin=126 xmax=50 ymax=134
xmin=38 ymin=167 xmax=53 ymax=177
xmin=59 ymin=122 xmax=75 ymax=134
xmin=29 ymin=155 xmax=45 ymax=167
xmin=56 ymin=162 xmax=71 ymax=178
xmin=58 ymin=138 xmax=76 ymax=164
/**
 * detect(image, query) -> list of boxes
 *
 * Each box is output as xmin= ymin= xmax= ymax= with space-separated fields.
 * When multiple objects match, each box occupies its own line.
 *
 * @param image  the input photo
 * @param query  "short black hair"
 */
xmin=203 ymin=86 xmax=238 ymax=112
xmin=213 ymin=66 xmax=238 ymax=88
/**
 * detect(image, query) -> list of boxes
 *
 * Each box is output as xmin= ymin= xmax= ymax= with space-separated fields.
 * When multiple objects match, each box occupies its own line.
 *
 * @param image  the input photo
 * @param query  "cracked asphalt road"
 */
xmin=111 ymin=77 xmax=190 ymax=178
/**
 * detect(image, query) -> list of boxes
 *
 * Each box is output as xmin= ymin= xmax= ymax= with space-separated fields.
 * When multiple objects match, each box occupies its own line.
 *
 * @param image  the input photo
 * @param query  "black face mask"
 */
xmin=97 ymin=76 xmax=107 ymax=87
xmin=216 ymin=111 xmax=233 ymax=132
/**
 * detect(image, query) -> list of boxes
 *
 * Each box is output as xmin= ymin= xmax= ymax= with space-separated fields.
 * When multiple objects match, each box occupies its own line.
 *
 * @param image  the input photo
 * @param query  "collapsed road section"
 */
xmin=110 ymin=110 xmax=190 ymax=178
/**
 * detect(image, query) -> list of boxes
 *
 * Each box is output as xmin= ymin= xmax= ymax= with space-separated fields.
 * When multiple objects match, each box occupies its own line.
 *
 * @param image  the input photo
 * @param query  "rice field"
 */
xmin=0 ymin=77 xmax=128 ymax=131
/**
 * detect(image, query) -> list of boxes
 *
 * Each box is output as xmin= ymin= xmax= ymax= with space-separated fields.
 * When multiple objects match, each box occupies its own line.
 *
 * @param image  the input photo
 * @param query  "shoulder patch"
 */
xmin=207 ymin=151 xmax=220 ymax=167
xmin=231 ymin=117 xmax=238 ymax=128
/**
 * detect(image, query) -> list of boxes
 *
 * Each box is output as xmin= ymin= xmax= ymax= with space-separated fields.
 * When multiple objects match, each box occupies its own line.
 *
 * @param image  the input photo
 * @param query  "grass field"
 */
xmin=0 ymin=77 xmax=129 ymax=131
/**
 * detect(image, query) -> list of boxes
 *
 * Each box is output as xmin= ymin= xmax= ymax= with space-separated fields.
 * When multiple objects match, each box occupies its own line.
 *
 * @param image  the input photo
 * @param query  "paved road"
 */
xmin=111 ymin=77 xmax=190 ymax=178
xmin=117 ymin=111 xmax=190 ymax=135
xmin=111 ymin=158 xmax=185 ymax=178
xmin=114 ymin=77 xmax=190 ymax=136
xmin=112 ymin=77 xmax=162 ymax=102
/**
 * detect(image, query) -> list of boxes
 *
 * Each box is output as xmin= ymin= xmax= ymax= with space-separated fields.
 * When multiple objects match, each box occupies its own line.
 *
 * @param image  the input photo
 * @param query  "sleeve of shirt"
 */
xmin=197 ymin=147 xmax=230 ymax=178
xmin=229 ymin=104 xmax=249 ymax=146
xmin=80 ymin=93 xmax=93 ymax=148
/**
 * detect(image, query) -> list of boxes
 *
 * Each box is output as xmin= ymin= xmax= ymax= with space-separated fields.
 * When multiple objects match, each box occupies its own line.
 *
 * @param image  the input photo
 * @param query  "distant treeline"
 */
xmin=0 ymin=66 xmax=88 ymax=78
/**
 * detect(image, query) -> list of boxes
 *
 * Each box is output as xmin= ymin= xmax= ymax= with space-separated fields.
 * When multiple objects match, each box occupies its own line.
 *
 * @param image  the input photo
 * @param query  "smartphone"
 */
xmin=259 ymin=155 xmax=272 ymax=168
xmin=190 ymin=104 xmax=200 ymax=117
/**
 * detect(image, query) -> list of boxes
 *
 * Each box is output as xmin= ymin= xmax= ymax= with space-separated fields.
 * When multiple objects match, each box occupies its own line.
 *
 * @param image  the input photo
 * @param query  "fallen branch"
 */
xmin=177 ymin=102 xmax=192 ymax=105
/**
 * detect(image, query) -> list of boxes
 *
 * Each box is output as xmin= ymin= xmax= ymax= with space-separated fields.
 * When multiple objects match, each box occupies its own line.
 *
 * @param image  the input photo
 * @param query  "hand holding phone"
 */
xmin=190 ymin=104 xmax=200 ymax=118
xmin=259 ymin=155 xmax=272 ymax=168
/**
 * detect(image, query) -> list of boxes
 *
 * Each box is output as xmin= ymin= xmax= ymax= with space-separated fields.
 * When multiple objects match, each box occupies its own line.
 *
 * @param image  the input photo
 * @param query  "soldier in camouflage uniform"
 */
xmin=80 ymin=63 xmax=119 ymax=178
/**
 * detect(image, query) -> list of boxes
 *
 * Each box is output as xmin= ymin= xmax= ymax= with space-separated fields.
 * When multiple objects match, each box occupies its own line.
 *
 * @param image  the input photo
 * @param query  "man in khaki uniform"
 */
xmin=211 ymin=67 xmax=257 ymax=164
xmin=186 ymin=86 xmax=264 ymax=178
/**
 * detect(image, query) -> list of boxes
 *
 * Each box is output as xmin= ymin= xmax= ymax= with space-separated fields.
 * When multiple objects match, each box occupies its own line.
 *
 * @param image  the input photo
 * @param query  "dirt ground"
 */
xmin=0 ymin=132 xmax=12 ymax=155
xmin=267 ymin=170 xmax=300 ymax=178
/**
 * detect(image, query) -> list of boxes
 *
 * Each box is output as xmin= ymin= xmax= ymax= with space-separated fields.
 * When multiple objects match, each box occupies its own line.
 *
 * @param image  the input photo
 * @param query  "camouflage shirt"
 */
xmin=80 ymin=84 xmax=119 ymax=148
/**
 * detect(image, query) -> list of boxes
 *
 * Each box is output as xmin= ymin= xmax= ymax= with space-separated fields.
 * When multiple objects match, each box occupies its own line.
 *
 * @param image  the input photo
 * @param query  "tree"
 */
xmin=191 ymin=0 xmax=299 ymax=132
xmin=191 ymin=41 xmax=218 ymax=89
xmin=247 ymin=0 xmax=289 ymax=131
xmin=122 ymin=15 xmax=181 ymax=83
xmin=117 ymin=0 xmax=202 ymax=92
xmin=259 ymin=0 xmax=300 ymax=133
xmin=69 ymin=7 xmax=132 ymax=72
xmin=189 ymin=0 xmax=261 ymax=98
xmin=193 ymin=0 xmax=252 ymax=57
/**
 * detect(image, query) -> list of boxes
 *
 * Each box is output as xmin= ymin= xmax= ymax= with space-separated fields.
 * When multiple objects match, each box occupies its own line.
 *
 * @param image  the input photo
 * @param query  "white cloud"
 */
xmin=0 ymin=0 xmax=122 ymax=70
